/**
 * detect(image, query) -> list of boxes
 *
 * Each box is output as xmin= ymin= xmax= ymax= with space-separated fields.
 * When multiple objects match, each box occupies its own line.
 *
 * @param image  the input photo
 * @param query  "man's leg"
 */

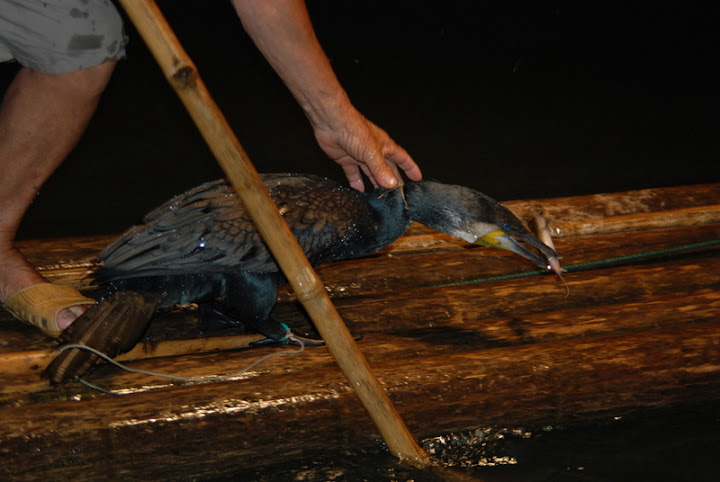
xmin=0 ymin=62 xmax=115 ymax=329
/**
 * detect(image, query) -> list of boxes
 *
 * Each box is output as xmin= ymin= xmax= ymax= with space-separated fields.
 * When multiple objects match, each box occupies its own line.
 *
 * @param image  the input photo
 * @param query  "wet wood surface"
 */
xmin=1 ymin=183 xmax=719 ymax=479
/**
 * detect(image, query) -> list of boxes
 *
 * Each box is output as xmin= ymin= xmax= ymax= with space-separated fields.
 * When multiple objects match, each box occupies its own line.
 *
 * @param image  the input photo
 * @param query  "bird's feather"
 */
xmin=95 ymin=174 xmax=373 ymax=281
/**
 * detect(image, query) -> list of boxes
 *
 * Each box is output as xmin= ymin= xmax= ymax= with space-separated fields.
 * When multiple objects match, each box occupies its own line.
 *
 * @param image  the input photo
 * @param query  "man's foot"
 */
xmin=0 ymin=245 xmax=92 ymax=336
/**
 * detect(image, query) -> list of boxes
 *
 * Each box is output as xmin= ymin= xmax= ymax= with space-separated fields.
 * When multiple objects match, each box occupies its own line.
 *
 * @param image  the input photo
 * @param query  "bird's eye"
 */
xmin=501 ymin=223 xmax=512 ymax=232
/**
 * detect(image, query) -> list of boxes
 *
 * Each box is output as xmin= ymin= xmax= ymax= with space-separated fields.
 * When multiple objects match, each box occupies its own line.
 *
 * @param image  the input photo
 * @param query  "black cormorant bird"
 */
xmin=46 ymin=174 xmax=559 ymax=382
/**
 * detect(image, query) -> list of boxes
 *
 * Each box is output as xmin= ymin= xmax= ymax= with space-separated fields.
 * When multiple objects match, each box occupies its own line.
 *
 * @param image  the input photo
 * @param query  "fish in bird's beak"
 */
xmin=475 ymin=224 xmax=561 ymax=272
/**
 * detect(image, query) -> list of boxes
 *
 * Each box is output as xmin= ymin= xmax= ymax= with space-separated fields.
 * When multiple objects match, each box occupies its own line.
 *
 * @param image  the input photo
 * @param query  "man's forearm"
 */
xmin=231 ymin=0 xmax=352 ymax=129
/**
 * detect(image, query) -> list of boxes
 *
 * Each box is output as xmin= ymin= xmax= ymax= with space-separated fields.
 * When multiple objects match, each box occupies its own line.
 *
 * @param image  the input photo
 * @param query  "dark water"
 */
xmin=2 ymin=1 xmax=719 ymax=479
xmin=225 ymin=402 xmax=720 ymax=481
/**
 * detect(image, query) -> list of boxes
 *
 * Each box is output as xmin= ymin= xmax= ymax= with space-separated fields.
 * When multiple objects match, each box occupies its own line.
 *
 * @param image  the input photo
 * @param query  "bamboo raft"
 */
xmin=1 ymin=183 xmax=719 ymax=479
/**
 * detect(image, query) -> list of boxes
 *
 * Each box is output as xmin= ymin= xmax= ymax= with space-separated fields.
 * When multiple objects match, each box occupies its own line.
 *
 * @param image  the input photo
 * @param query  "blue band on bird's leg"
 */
xmin=278 ymin=323 xmax=291 ymax=342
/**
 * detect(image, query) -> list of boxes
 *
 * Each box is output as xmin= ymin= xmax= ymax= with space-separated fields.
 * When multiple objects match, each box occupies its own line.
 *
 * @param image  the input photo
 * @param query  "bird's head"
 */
xmin=403 ymin=181 xmax=559 ymax=271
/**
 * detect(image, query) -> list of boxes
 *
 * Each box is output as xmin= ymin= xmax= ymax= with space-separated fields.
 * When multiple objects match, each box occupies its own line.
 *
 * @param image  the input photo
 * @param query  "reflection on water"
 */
xmin=227 ymin=402 xmax=720 ymax=481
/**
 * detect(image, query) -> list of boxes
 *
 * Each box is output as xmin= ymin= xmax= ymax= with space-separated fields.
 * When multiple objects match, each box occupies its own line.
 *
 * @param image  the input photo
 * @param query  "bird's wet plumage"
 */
xmin=97 ymin=174 xmax=407 ymax=282
xmin=46 ymin=174 xmax=557 ymax=383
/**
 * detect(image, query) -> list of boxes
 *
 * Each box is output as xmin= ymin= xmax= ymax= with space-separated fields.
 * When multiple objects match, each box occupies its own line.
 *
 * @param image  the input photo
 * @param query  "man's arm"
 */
xmin=230 ymin=0 xmax=422 ymax=191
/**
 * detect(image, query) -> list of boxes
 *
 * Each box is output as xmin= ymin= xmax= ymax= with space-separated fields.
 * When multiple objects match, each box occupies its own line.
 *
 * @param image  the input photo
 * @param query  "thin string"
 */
xmin=61 ymin=333 xmax=305 ymax=395
xmin=435 ymin=239 xmax=720 ymax=288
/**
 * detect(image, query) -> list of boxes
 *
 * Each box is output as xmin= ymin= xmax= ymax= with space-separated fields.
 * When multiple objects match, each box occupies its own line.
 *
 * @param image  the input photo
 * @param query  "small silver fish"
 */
xmin=534 ymin=213 xmax=569 ymax=296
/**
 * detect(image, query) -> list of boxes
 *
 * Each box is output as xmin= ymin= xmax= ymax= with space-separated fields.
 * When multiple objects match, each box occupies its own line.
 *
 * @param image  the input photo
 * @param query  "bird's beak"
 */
xmin=476 ymin=229 xmax=559 ymax=271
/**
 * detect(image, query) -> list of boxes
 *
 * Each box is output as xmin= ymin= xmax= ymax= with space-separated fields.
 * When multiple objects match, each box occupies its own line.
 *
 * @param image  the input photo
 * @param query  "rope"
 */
xmin=436 ymin=238 xmax=720 ymax=288
xmin=61 ymin=332 xmax=305 ymax=396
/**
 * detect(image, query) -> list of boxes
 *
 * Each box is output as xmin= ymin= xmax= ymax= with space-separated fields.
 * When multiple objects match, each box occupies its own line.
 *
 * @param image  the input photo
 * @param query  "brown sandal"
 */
xmin=4 ymin=284 xmax=95 ymax=337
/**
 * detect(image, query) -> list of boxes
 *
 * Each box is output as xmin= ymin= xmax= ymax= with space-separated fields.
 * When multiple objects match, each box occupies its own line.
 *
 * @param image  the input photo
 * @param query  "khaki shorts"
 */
xmin=0 ymin=0 xmax=127 ymax=74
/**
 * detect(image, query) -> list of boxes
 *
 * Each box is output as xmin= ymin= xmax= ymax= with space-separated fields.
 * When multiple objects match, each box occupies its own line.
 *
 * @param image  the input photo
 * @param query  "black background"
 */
xmin=1 ymin=1 xmax=717 ymax=239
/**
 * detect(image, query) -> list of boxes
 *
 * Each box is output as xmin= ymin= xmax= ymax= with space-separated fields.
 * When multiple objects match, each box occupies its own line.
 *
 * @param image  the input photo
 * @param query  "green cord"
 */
xmin=436 ymin=239 xmax=720 ymax=288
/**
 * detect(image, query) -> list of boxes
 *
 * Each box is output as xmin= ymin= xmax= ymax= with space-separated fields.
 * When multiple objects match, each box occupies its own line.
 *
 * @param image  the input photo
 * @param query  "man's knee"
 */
xmin=75 ymin=61 xmax=117 ymax=97
xmin=24 ymin=61 xmax=116 ymax=99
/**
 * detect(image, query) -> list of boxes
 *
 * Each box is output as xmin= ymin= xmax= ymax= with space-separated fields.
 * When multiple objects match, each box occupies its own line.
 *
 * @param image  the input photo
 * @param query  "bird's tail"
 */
xmin=44 ymin=291 xmax=157 ymax=383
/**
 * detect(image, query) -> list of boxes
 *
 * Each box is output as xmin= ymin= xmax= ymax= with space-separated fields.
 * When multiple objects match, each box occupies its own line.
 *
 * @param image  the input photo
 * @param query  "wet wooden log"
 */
xmin=1 ymin=183 xmax=720 ymax=478
xmin=2 ymin=257 xmax=718 ymax=406
xmin=1 ymin=320 xmax=719 ymax=479
xmin=504 ymin=182 xmax=720 ymax=226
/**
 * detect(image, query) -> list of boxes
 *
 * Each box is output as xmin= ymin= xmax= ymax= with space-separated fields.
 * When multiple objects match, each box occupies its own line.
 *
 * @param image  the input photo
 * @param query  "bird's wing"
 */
xmin=95 ymin=174 xmax=368 ymax=282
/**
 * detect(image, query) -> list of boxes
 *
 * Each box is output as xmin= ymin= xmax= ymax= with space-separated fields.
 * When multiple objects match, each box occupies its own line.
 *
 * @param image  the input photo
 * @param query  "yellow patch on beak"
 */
xmin=475 ymin=230 xmax=505 ymax=249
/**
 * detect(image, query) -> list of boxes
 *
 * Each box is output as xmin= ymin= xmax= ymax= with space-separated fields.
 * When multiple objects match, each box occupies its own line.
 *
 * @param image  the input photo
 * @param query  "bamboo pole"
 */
xmin=117 ymin=0 xmax=429 ymax=467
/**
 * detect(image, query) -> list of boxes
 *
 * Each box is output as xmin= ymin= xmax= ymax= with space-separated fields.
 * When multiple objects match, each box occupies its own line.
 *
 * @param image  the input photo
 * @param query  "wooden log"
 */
xmin=2 ymin=284 xmax=718 ymax=411
xmin=10 ymin=185 xmax=720 ymax=306
xmin=5 ymin=282 xmax=718 ymax=405
xmin=1 ymin=253 xmax=718 ymax=408
xmin=322 ymin=256 xmax=720 ymax=335
xmin=548 ymin=205 xmax=720 ymax=237
xmin=13 ymin=207 xmax=720 ymax=307
xmin=3 ymin=222 xmax=717 ymax=354
xmin=5 ymin=227 xmax=713 ymax=352
xmin=2 ymin=320 xmax=719 ymax=479
xmin=504 ymin=182 xmax=720 ymax=225
xmin=3 ymin=220 xmax=717 ymax=356
xmin=0 ymin=333 xmax=265 ymax=377
xmin=2 ymin=247 xmax=715 ymax=378
xmin=304 ymin=224 xmax=720 ymax=301
xmin=14 ymin=183 xmax=720 ymax=268
xmin=3 ymin=182 xmax=720 ymax=477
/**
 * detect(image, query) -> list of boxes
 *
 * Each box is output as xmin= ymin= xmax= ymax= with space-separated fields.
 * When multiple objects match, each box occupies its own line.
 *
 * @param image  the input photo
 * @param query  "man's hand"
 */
xmin=313 ymin=111 xmax=421 ymax=192
xmin=232 ymin=0 xmax=423 ymax=191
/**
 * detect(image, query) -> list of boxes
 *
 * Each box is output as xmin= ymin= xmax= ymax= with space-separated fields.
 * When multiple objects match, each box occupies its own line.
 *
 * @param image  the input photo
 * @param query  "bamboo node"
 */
xmin=172 ymin=65 xmax=197 ymax=88
xmin=294 ymin=285 xmax=327 ymax=303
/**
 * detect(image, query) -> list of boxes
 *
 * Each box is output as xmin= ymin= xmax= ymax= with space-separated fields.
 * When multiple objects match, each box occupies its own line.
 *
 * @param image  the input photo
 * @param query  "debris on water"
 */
xmin=423 ymin=427 xmax=532 ymax=467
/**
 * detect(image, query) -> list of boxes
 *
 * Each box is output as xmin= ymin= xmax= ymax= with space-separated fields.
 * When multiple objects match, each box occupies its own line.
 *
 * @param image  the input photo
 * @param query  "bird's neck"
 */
xmin=402 ymin=182 xmax=450 ymax=233
xmin=364 ymin=187 xmax=411 ymax=251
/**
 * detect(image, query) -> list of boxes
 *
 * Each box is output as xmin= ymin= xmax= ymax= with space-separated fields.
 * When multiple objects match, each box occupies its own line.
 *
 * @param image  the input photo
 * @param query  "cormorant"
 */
xmin=46 ymin=174 xmax=559 ymax=382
